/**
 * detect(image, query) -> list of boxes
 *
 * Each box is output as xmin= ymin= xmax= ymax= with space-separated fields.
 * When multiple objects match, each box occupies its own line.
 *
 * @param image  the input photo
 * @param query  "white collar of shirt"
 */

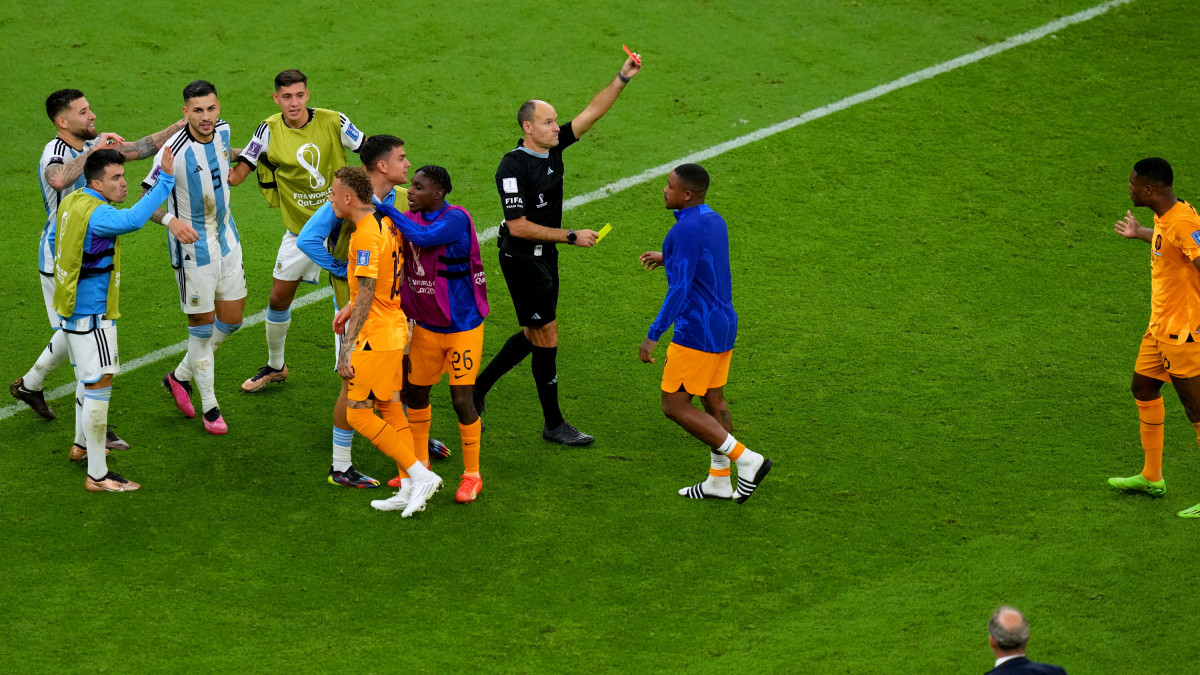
xmin=995 ymin=654 xmax=1025 ymax=667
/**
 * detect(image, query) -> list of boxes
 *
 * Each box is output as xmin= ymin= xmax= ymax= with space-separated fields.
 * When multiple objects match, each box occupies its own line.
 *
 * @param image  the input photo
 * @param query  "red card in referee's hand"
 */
xmin=623 ymin=45 xmax=641 ymax=66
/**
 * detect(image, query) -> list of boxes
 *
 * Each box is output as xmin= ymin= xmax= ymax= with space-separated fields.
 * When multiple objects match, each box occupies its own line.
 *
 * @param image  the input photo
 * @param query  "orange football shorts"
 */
xmin=408 ymin=323 xmax=486 ymax=387
xmin=661 ymin=342 xmax=732 ymax=396
xmin=347 ymin=349 xmax=405 ymax=402
xmin=1134 ymin=329 xmax=1200 ymax=381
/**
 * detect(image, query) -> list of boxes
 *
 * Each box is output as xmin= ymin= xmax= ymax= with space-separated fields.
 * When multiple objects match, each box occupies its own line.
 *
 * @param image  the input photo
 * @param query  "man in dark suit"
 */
xmin=986 ymin=606 xmax=1067 ymax=674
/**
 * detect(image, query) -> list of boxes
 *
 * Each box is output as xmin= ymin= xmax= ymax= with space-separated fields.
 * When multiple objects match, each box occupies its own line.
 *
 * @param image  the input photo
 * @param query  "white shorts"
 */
xmin=61 ymin=316 xmax=119 ymax=384
xmin=176 ymin=247 xmax=248 ymax=314
xmin=273 ymin=231 xmax=321 ymax=284
xmin=328 ymin=293 xmax=344 ymax=371
xmin=40 ymin=273 xmax=60 ymax=329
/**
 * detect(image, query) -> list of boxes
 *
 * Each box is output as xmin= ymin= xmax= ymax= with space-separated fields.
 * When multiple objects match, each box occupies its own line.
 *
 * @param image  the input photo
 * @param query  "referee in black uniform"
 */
xmin=474 ymin=53 xmax=642 ymax=446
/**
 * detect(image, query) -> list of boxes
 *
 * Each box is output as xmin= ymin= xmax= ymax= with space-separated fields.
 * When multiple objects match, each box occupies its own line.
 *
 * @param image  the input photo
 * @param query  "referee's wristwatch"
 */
xmin=566 ymin=230 xmax=577 ymax=245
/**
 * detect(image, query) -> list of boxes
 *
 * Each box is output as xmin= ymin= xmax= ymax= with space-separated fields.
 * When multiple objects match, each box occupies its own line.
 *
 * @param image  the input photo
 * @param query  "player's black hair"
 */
xmin=84 ymin=149 xmax=125 ymax=184
xmin=182 ymin=80 xmax=218 ymax=102
xmin=360 ymin=134 xmax=405 ymax=172
xmin=517 ymin=99 xmax=539 ymax=127
xmin=673 ymin=163 xmax=710 ymax=193
xmin=415 ymin=165 xmax=452 ymax=194
xmin=334 ymin=166 xmax=373 ymax=204
xmin=45 ymin=88 xmax=85 ymax=121
xmin=274 ymin=69 xmax=307 ymax=90
xmin=1134 ymin=157 xmax=1173 ymax=187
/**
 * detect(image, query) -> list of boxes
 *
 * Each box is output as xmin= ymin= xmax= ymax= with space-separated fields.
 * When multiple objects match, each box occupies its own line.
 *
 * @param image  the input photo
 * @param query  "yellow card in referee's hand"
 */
xmin=597 ymin=223 xmax=613 ymax=242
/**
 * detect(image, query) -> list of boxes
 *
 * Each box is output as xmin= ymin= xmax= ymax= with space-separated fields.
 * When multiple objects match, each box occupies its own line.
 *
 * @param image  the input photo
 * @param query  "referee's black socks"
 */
xmin=531 ymin=346 xmax=564 ymax=430
xmin=476 ymin=330 xmax=534 ymax=398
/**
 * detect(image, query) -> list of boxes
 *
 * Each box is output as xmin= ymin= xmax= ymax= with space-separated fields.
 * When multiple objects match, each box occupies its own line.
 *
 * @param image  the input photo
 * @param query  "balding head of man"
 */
xmin=517 ymin=99 xmax=561 ymax=153
xmin=988 ymin=606 xmax=1031 ymax=657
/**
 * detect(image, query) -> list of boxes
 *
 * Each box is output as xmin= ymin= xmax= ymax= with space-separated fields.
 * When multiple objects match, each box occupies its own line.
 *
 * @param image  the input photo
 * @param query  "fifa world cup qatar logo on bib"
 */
xmin=296 ymin=143 xmax=324 ymax=189
xmin=409 ymin=241 xmax=425 ymax=277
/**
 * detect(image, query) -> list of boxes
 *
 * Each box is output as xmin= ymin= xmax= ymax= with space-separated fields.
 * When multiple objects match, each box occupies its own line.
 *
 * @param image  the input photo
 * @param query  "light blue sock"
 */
xmin=188 ymin=324 xmax=215 ymax=340
xmin=332 ymin=426 xmax=354 ymax=472
xmin=265 ymin=308 xmax=291 ymax=323
xmin=211 ymin=319 xmax=241 ymax=352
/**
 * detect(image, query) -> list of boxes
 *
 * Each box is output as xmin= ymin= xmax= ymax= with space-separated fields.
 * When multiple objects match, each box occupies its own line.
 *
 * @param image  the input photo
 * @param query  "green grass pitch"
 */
xmin=2 ymin=0 xmax=1199 ymax=671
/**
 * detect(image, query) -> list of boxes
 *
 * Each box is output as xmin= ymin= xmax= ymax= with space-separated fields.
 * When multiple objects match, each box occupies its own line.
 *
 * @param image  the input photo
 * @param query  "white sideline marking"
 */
xmin=4 ymin=285 xmax=338 ymax=421
xmin=564 ymin=0 xmax=1135 ymax=209
xmin=0 ymin=0 xmax=1134 ymax=422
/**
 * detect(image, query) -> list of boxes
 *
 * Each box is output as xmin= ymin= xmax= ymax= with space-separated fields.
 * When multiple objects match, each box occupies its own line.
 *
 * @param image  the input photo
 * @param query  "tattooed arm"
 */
xmin=118 ymin=119 xmax=185 ymax=160
xmin=337 ymin=278 xmax=376 ymax=380
xmin=43 ymin=132 xmax=124 ymax=190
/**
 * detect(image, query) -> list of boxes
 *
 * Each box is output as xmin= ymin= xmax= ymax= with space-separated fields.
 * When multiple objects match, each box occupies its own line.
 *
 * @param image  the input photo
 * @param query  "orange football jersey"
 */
xmin=1148 ymin=200 xmax=1200 ymax=344
xmin=347 ymin=210 xmax=407 ymax=352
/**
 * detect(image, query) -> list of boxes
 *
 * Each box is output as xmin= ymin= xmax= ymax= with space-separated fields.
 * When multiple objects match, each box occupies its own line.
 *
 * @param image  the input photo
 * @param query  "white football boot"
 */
xmin=370 ymin=485 xmax=413 ymax=512
xmin=401 ymin=473 xmax=444 ymax=518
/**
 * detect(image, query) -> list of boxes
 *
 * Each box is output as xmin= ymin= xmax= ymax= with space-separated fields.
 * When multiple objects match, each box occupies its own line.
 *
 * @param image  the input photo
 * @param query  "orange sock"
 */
xmin=727 ymin=442 xmax=746 ymax=462
xmin=409 ymin=405 xmax=432 ymax=466
xmin=356 ymin=403 xmax=416 ymax=471
xmin=1136 ymin=398 xmax=1165 ymax=481
xmin=376 ymin=402 xmax=410 ymax=475
xmin=459 ymin=419 xmax=481 ymax=476
xmin=710 ymin=467 xmax=731 ymax=478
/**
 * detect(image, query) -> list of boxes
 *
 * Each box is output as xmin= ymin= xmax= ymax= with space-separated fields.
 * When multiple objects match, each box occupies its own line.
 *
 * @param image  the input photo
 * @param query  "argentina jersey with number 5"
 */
xmin=142 ymin=121 xmax=241 ymax=268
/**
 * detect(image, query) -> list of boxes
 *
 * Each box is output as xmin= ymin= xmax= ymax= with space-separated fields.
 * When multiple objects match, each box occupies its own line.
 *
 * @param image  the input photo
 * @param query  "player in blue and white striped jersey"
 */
xmin=141 ymin=80 xmax=246 ymax=435
xmin=11 ymin=88 xmax=185 ymax=437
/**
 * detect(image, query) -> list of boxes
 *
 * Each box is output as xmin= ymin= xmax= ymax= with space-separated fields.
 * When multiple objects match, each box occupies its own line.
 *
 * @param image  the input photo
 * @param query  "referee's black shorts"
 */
xmin=498 ymin=249 xmax=559 ymax=328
